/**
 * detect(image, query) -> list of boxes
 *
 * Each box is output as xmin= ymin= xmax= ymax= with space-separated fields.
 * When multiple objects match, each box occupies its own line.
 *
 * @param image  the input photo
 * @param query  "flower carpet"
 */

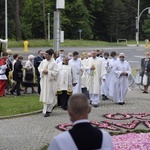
xmin=113 ymin=132 xmax=150 ymax=150
xmin=56 ymin=113 xmax=150 ymax=150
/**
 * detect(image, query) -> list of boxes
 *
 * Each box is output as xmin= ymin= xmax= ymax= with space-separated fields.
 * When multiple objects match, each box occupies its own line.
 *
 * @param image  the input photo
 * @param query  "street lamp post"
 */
xmin=5 ymin=0 xmax=8 ymax=49
xmin=48 ymin=13 xmax=50 ymax=41
xmin=53 ymin=0 xmax=65 ymax=51
xmin=136 ymin=0 xmax=150 ymax=46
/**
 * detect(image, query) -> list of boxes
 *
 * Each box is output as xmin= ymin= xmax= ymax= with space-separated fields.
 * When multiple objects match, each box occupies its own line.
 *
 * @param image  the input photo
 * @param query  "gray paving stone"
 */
xmin=0 ymin=88 xmax=149 ymax=150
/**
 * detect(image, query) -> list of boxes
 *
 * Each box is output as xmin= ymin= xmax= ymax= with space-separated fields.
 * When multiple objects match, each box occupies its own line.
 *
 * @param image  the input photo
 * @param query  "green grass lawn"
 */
xmin=0 ymin=95 xmax=42 ymax=117
xmin=8 ymin=39 xmax=145 ymax=48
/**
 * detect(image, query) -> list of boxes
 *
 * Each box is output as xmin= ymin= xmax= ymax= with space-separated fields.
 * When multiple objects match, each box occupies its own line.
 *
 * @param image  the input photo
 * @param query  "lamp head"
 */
xmin=0 ymin=39 xmax=8 ymax=44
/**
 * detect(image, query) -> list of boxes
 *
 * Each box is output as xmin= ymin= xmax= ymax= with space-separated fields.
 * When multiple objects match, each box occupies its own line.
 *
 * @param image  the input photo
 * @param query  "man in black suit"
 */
xmin=34 ymin=50 xmax=44 ymax=94
xmin=48 ymin=93 xmax=113 ymax=150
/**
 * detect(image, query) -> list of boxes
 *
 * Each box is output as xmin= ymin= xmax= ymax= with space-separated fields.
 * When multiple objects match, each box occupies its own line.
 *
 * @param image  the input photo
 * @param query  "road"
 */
xmin=10 ymin=45 xmax=150 ymax=67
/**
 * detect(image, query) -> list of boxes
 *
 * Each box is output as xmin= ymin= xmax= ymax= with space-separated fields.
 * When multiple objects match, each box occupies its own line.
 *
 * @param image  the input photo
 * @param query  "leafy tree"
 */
xmin=62 ymin=0 xmax=92 ymax=39
xmin=142 ymin=15 xmax=150 ymax=39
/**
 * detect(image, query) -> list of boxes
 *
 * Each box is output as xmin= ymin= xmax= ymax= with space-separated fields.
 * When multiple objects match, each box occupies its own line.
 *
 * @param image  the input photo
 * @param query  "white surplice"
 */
xmin=108 ymin=57 xmax=119 ymax=98
xmin=86 ymin=57 xmax=106 ymax=105
xmin=57 ymin=62 xmax=72 ymax=91
xmin=56 ymin=56 xmax=63 ymax=64
xmin=69 ymin=58 xmax=82 ymax=93
xmin=38 ymin=58 xmax=58 ymax=113
xmin=81 ymin=58 xmax=88 ymax=88
xmin=48 ymin=120 xmax=113 ymax=150
xmin=101 ymin=58 xmax=111 ymax=96
xmin=113 ymin=60 xmax=131 ymax=103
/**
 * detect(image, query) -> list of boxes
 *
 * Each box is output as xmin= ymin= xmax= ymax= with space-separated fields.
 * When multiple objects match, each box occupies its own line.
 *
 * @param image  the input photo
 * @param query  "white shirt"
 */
xmin=48 ymin=119 xmax=113 ymax=150
xmin=0 ymin=64 xmax=7 ymax=80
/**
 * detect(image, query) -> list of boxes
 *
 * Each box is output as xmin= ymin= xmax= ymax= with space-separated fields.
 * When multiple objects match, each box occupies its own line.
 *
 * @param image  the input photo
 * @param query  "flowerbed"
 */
xmin=56 ymin=113 xmax=150 ymax=131
xmin=113 ymin=132 xmax=150 ymax=150
xmin=56 ymin=113 xmax=150 ymax=149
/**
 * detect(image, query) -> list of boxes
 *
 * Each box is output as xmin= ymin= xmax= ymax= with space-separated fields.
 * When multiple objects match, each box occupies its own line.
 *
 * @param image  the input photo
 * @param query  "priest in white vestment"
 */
xmin=69 ymin=51 xmax=83 ymax=94
xmin=86 ymin=50 xmax=106 ymax=107
xmin=113 ymin=53 xmax=131 ymax=105
xmin=108 ymin=51 xmax=119 ymax=99
xmin=56 ymin=50 xmax=65 ymax=63
xmin=38 ymin=49 xmax=59 ymax=117
xmin=57 ymin=56 xmax=73 ymax=110
xmin=81 ymin=52 xmax=90 ymax=99
xmin=101 ymin=52 xmax=111 ymax=100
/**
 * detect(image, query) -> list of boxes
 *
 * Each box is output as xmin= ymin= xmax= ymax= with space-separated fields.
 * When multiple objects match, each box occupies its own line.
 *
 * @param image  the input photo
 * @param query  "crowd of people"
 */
xmin=0 ymin=49 xmax=41 ymax=96
xmin=0 ymin=49 xmax=150 ymax=115
xmin=36 ymin=49 xmax=150 ymax=117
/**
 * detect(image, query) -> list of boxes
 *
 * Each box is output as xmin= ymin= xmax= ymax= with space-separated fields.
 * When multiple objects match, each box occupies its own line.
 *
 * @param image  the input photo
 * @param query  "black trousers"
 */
xmin=11 ymin=81 xmax=21 ymax=95
xmin=82 ymin=87 xmax=90 ymax=99
xmin=57 ymin=91 xmax=70 ymax=109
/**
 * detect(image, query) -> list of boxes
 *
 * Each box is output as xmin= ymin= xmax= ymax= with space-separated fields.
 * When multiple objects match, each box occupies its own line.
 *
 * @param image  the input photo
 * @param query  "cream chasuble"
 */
xmin=38 ymin=58 xmax=58 ymax=105
xmin=86 ymin=57 xmax=106 ymax=95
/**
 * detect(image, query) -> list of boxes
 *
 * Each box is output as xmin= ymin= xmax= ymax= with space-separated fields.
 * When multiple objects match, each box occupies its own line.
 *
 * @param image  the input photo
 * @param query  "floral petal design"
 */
xmin=113 ymin=133 xmax=150 ymax=150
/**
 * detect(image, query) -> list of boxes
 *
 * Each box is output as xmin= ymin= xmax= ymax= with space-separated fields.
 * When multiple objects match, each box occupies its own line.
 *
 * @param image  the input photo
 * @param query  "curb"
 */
xmin=0 ymin=110 xmax=42 ymax=120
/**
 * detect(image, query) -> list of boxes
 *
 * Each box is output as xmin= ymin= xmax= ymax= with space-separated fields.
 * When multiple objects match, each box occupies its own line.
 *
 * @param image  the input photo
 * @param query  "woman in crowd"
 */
xmin=10 ymin=56 xmax=23 ymax=96
xmin=141 ymin=52 xmax=150 ymax=93
xmin=22 ymin=54 xmax=36 ymax=94
xmin=11 ymin=53 xmax=19 ymax=87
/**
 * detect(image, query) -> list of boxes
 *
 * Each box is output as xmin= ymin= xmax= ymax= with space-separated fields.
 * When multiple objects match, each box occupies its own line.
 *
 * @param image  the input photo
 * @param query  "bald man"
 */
xmin=48 ymin=93 xmax=113 ymax=150
xmin=113 ymin=53 xmax=131 ymax=105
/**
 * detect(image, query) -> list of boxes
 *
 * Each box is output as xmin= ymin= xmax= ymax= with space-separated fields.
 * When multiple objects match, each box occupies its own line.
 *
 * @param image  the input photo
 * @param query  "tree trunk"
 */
xmin=15 ymin=0 xmax=21 ymax=41
xmin=42 ymin=0 xmax=47 ymax=39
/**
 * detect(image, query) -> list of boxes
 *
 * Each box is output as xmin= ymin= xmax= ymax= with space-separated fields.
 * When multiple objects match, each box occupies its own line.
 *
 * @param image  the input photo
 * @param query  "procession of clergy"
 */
xmin=39 ymin=49 xmax=131 ymax=117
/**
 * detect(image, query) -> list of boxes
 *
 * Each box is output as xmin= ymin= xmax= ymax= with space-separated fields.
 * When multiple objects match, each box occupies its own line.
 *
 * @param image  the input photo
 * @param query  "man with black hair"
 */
xmin=108 ymin=51 xmax=119 ymax=99
xmin=69 ymin=51 xmax=82 ymax=94
xmin=56 ymin=50 xmax=65 ymax=63
xmin=101 ymin=52 xmax=111 ymax=100
xmin=38 ymin=49 xmax=59 ymax=117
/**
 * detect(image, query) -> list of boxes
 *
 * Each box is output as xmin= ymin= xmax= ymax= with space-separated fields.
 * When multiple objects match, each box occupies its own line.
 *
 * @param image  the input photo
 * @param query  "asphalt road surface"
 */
xmin=10 ymin=45 xmax=150 ymax=68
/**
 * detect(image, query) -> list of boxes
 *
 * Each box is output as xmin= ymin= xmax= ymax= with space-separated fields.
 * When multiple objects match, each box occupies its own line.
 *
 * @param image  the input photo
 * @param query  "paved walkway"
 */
xmin=0 ymin=88 xmax=149 ymax=150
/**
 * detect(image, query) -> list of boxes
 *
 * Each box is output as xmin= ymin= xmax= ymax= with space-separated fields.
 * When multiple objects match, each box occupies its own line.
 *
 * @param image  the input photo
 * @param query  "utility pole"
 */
xmin=5 ymin=0 xmax=8 ymax=49
xmin=53 ymin=0 xmax=65 ymax=51
xmin=48 ymin=13 xmax=50 ymax=41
